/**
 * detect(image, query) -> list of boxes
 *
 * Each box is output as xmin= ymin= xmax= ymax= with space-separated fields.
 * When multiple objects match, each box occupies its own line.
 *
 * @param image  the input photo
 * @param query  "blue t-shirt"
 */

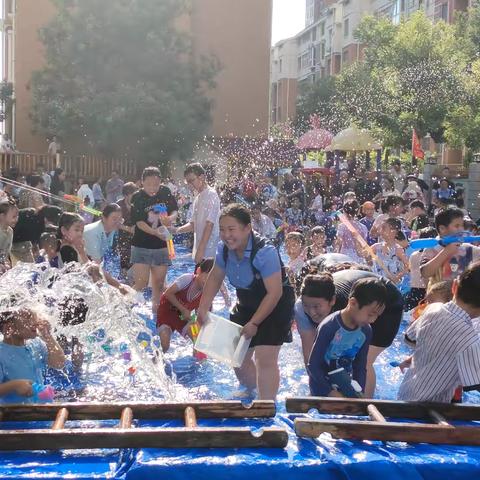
xmin=214 ymin=235 xmax=281 ymax=289
xmin=0 ymin=338 xmax=48 ymax=403
xmin=307 ymin=312 xmax=371 ymax=396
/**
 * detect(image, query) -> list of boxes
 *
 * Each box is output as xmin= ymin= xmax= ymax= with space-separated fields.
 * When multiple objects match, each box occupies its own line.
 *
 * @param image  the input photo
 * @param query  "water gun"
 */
xmin=153 ymin=205 xmax=176 ymax=259
xmin=64 ymin=194 xmax=102 ymax=217
xmin=328 ymin=367 xmax=363 ymax=398
xmin=185 ymin=313 xmax=207 ymax=360
xmin=32 ymin=383 xmax=55 ymax=403
xmin=409 ymin=232 xmax=480 ymax=251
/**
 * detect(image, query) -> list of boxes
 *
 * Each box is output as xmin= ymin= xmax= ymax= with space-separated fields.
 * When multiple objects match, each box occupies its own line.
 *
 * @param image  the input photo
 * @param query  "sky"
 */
xmin=272 ymin=0 xmax=306 ymax=45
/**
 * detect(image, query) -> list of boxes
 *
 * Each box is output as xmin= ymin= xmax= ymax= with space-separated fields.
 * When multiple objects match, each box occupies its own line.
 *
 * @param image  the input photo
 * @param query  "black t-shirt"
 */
xmin=60 ymin=245 xmax=78 ymax=264
xmin=131 ymin=187 xmax=178 ymax=249
xmin=13 ymin=209 xmax=44 ymax=243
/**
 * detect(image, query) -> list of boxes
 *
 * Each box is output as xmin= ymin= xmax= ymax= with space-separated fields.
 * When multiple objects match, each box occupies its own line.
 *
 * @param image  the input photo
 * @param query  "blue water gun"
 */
xmin=409 ymin=232 xmax=480 ymax=251
xmin=328 ymin=367 xmax=363 ymax=398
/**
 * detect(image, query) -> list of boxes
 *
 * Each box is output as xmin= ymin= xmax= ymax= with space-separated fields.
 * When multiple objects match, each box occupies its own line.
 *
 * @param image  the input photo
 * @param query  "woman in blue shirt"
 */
xmin=197 ymin=204 xmax=295 ymax=400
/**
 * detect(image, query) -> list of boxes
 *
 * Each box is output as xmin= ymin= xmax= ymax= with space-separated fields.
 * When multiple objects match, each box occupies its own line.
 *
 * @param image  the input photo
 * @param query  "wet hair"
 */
xmin=219 ymin=203 xmax=251 ymax=226
xmin=456 ymin=262 xmax=480 ymax=308
xmin=184 ymin=163 xmax=205 ymax=177
xmin=418 ymin=226 xmax=437 ymax=239
xmin=324 ymin=262 xmax=372 ymax=274
xmin=57 ymin=212 xmax=84 ymax=240
xmin=426 ymin=280 xmax=453 ymax=303
xmin=384 ymin=217 xmax=402 ymax=231
xmin=311 ymin=226 xmax=325 ymax=236
xmin=27 ymin=174 xmax=45 ymax=188
xmin=58 ymin=295 xmax=88 ymax=327
xmin=39 ymin=232 xmax=57 ymax=249
xmin=0 ymin=199 xmax=18 ymax=215
xmin=198 ymin=258 xmax=214 ymax=273
xmin=141 ymin=166 xmax=161 ymax=181
xmin=434 ymin=207 xmax=464 ymax=231
xmin=395 ymin=230 xmax=407 ymax=242
xmin=286 ymin=231 xmax=305 ymax=245
xmin=37 ymin=205 xmax=62 ymax=226
xmin=102 ymin=203 xmax=122 ymax=218
xmin=409 ymin=200 xmax=425 ymax=211
xmin=122 ymin=182 xmax=138 ymax=197
xmin=349 ymin=278 xmax=387 ymax=308
xmin=301 ymin=273 xmax=335 ymax=301
xmin=382 ymin=195 xmax=402 ymax=214
xmin=343 ymin=199 xmax=359 ymax=217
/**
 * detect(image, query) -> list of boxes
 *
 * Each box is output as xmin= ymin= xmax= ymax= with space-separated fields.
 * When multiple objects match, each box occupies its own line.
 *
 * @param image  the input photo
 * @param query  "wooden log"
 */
xmin=367 ymin=404 xmax=386 ymax=423
xmin=51 ymin=408 xmax=69 ymax=431
xmin=0 ymin=401 xmax=276 ymax=422
xmin=0 ymin=427 xmax=289 ymax=450
xmin=119 ymin=407 xmax=133 ymax=429
xmin=428 ymin=409 xmax=451 ymax=427
xmin=184 ymin=407 xmax=197 ymax=428
xmin=294 ymin=418 xmax=480 ymax=446
xmin=286 ymin=397 xmax=480 ymax=421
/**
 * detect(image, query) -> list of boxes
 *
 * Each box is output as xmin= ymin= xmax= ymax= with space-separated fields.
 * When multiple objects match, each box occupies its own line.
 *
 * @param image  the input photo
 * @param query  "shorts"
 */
xmin=130 ymin=246 xmax=171 ymax=267
xmin=371 ymin=300 xmax=403 ymax=348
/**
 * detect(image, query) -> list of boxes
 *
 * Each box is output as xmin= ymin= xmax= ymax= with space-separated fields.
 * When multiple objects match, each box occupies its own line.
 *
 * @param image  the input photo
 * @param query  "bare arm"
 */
xmin=175 ymin=222 xmax=194 ymax=235
xmin=195 ymin=221 xmax=214 ymax=262
xmin=164 ymin=282 xmax=191 ymax=320
xmin=197 ymin=265 xmax=226 ymax=325
xmin=420 ymin=244 xmax=459 ymax=279
xmin=37 ymin=320 xmax=66 ymax=370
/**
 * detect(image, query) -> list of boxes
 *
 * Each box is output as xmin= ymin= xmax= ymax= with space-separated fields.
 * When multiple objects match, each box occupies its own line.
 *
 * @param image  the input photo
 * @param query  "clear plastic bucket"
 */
xmin=194 ymin=312 xmax=251 ymax=367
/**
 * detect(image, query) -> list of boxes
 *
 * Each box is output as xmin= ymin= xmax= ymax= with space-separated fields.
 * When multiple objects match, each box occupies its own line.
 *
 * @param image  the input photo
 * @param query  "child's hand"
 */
xmin=181 ymin=309 xmax=192 ymax=322
xmin=10 ymin=379 xmax=33 ymax=397
xmin=398 ymin=357 xmax=412 ymax=373
xmin=36 ymin=318 xmax=52 ymax=337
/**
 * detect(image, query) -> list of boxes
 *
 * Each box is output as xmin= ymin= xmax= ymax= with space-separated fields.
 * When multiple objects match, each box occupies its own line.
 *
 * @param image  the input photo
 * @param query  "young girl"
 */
xmin=57 ymin=213 xmax=89 ymax=266
xmin=370 ymin=218 xmax=409 ymax=284
xmin=335 ymin=200 xmax=368 ymax=264
xmin=304 ymin=226 xmax=326 ymax=260
xmin=157 ymin=259 xmax=214 ymax=352
xmin=285 ymin=232 xmax=306 ymax=294
xmin=0 ymin=200 xmax=18 ymax=272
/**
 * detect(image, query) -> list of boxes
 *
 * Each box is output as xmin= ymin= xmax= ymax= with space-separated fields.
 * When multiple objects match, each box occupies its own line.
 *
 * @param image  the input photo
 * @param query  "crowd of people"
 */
xmin=1 ymin=158 xmax=480 ymax=405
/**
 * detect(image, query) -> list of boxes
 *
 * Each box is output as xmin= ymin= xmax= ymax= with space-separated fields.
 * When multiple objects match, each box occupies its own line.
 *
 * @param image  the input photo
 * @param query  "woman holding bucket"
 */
xmin=197 ymin=203 xmax=295 ymax=400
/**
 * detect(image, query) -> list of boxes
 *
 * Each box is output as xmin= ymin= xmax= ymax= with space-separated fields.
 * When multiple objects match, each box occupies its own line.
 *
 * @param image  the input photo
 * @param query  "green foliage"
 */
xmin=30 ymin=0 xmax=218 ymax=169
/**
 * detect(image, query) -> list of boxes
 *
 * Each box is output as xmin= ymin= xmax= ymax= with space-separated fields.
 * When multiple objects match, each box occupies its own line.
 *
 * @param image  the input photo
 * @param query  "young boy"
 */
xmin=308 ymin=278 xmax=387 ymax=397
xmin=295 ymin=274 xmax=337 ymax=366
xmin=130 ymin=167 xmax=178 ymax=314
xmin=407 ymin=200 xmax=429 ymax=232
xmin=398 ymin=262 xmax=480 ymax=402
xmin=0 ymin=308 xmax=65 ymax=403
xmin=420 ymin=207 xmax=480 ymax=282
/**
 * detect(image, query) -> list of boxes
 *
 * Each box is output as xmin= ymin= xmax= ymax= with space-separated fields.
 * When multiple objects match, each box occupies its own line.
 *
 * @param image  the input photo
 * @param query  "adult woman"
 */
xmin=197 ymin=204 xmax=295 ymax=400
xmin=18 ymin=175 xmax=45 ymax=210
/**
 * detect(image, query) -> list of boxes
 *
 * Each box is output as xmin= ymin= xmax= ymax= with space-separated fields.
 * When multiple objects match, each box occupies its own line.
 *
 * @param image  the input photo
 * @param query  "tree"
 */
xmin=30 ymin=0 xmax=218 ymax=170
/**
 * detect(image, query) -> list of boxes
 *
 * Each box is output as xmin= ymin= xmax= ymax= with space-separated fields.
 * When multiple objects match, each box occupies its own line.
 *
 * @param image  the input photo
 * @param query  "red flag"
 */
xmin=412 ymin=129 xmax=425 ymax=159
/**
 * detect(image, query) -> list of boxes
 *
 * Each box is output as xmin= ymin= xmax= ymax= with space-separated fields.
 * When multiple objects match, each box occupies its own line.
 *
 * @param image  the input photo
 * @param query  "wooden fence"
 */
xmin=0 ymin=153 xmax=139 ymax=180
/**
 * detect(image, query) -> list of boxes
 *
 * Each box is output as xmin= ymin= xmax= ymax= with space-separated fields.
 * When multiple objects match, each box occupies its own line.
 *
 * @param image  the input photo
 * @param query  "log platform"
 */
xmin=286 ymin=397 xmax=480 ymax=446
xmin=0 ymin=401 xmax=288 ymax=451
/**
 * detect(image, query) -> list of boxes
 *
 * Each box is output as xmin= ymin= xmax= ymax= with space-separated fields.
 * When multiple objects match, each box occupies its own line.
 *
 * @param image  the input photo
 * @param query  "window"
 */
xmin=279 ymin=59 xmax=282 ymax=73
xmin=306 ymin=0 xmax=315 ymax=26
xmin=344 ymin=18 xmax=349 ymax=38
xmin=440 ymin=3 xmax=448 ymax=21
xmin=298 ymin=57 xmax=302 ymax=72
xmin=320 ymin=22 xmax=325 ymax=37
xmin=312 ymin=27 xmax=317 ymax=41
xmin=320 ymin=42 xmax=326 ymax=60
xmin=342 ymin=48 xmax=349 ymax=64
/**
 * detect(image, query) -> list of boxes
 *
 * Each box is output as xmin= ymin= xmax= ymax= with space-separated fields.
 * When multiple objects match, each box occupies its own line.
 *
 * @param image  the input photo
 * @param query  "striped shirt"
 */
xmin=398 ymin=301 xmax=480 ymax=402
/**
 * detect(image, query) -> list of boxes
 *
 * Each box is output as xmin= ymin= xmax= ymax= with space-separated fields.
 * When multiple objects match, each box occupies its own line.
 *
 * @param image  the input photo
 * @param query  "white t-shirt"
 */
xmin=252 ymin=214 xmax=276 ymax=239
xmin=191 ymin=186 xmax=220 ymax=259
xmin=83 ymin=220 xmax=116 ymax=261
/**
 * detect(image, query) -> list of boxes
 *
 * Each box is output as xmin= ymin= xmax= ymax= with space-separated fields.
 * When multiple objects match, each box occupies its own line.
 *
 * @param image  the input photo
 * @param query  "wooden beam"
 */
xmin=0 ymin=401 xmax=276 ymax=422
xmin=0 ymin=427 xmax=289 ymax=450
xmin=51 ymin=408 xmax=69 ymax=431
xmin=367 ymin=404 xmax=386 ymax=423
xmin=294 ymin=419 xmax=480 ymax=446
xmin=286 ymin=397 xmax=480 ymax=421
xmin=428 ymin=409 xmax=451 ymax=427
xmin=119 ymin=408 xmax=133 ymax=429
xmin=184 ymin=407 xmax=197 ymax=428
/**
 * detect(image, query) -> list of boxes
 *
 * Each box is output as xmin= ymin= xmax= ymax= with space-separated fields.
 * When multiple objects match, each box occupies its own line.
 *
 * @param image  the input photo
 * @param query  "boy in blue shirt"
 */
xmin=308 ymin=278 xmax=387 ymax=398
xmin=0 ymin=308 xmax=65 ymax=403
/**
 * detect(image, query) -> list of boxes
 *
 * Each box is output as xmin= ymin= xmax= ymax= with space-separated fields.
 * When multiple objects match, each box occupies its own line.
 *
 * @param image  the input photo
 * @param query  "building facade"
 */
xmin=2 ymin=0 xmax=273 ymax=153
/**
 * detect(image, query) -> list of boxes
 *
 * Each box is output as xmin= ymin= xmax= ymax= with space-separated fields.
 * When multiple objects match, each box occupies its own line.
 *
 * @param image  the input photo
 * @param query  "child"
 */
xmin=0 ymin=200 xmax=19 ymax=272
xmin=285 ymin=197 xmax=304 ymax=231
xmin=285 ymin=231 xmax=306 ymax=294
xmin=403 ymin=227 xmax=437 ymax=311
xmin=36 ymin=232 xmax=60 ymax=268
xmin=157 ymin=259 xmax=214 ymax=352
xmin=304 ymin=226 xmax=326 ymax=260
xmin=398 ymin=262 xmax=480 ymax=402
xmin=0 ymin=308 xmax=65 ymax=403
xmin=307 ymin=278 xmax=387 ymax=397
xmin=407 ymin=200 xmax=429 ymax=232
xmin=370 ymin=195 xmax=403 ymax=239
xmin=57 ymin=212 xmax=89 ymax=266
xmin=335 ymin=200 xmax=368 ymax=264
xmin=435 ymin=178 xmax=456 ymax=204
xmin=294 ymin=274 xmax=336 ymax=366
xmin=421 ymin=207 xmax=480 ymax=282
xmin=359 ymin=201 xmax=376 ymax=246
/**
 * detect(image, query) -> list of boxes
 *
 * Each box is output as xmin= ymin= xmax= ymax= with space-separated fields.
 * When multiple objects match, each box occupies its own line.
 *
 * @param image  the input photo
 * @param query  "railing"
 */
xmin=0 ymin=152 xmax=139 ymax=180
